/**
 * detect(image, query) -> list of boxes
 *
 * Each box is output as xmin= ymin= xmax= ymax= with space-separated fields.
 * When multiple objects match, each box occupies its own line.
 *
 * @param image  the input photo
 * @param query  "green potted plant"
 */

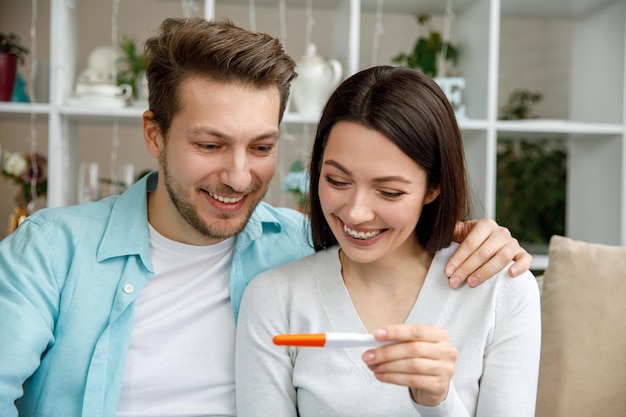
xmin=0 ymin=32 xmax=29 ymax=101
xmin=391 ymin=14 xmax=458 ymax=78
xmin=392 ymin=14 xmax=466 ymax=118
xmin=496 ymin=89 xmax=566 ymax=251
xmin=116 ymin=36 xmax=149 ymax=101
xmin=280 ymin=160 xmax=309 ymax=213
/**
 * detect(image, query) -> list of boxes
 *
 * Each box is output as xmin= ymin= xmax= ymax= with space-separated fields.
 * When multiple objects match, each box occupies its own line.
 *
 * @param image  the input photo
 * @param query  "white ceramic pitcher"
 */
xmin=291 ymin=43 xmax=343 ymax=115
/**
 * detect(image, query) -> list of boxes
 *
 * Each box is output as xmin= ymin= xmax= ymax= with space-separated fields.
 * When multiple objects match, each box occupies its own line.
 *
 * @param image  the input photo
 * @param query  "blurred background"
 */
xmin=2 ymin=0 xmax=619 ymax=273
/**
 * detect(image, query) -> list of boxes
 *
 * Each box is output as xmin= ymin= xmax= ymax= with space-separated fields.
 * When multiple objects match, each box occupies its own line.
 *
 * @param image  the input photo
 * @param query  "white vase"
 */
xmin=434 ymin=77 xmax=466 ymax=119
xmin=291 ymin=43 xmax=343 ymax=116
xmin=136 ymin=71 xmax=149 ymax=102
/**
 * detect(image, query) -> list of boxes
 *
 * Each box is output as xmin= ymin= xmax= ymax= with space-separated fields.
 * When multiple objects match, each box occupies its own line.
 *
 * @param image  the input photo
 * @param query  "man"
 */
xmin=0 ymin=18 xmax=531 ymax=417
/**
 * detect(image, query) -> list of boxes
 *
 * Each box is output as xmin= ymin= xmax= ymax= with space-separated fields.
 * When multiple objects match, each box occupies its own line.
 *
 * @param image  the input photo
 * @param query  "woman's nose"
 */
xmin=343 ymin=190 xmax=375 ymax=223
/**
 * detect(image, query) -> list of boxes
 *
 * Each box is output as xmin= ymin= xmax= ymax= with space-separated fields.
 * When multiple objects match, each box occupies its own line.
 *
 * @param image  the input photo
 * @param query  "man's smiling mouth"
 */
xmin=208 ymin=191 xmax=244 ymax=204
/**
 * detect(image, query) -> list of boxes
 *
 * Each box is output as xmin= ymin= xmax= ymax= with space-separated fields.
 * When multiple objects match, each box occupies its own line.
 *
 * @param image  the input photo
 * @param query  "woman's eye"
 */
xmin=380 ymin=190 xmax=405 ymax=198
xmin=324 ymin=175 xmax=348 ymax=187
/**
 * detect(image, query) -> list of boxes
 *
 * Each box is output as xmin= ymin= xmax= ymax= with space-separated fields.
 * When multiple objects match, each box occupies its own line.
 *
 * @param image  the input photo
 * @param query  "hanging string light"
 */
xmin=276 ymin=0 xmax=293 ymax=208
xmin=278 ymin=0 xmax=287 ymax=51
xmin=181 ymin=0 xmax=199 ymax=19
xmin=370 ymin=0 xmax=385 ymax=66
xmin=28 ymin=0 xmax=38 ymax=105
xmin=110 ymin=121 xmax=121 ymax=193
xmin=110 ymin=0 xmax=120 ymax=86
xmin=304 ymin=0 xmax=315 ymax=52
xmin=249 ymin=0 xmax=256 ymax=32
xmin=439 ymin=0 xmax=455 ymax=77
xmin=109 ymin=0 xmax=121 ymax=192
xmin=27 ymin=0 xmax=39 ymax=210
xmin=276 ymin=2 xmax=289 ymax=124
xmin=276 ymin=125 xmax=288 ymax=207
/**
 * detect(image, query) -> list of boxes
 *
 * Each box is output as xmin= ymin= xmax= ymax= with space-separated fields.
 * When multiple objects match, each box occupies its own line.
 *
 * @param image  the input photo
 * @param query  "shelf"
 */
xmin=458 ymin=118 xmax=490 ymax=131
xmin=57 ymin=107 xmax=324 ymax=125
xmin=361 ymin=0 xmax=474 ymax=14
xmin=281 ymin=114 xmax=492 ymax=129
xmin=214 ymin=0 xmax=343 ymax=7
xmin=496 ymin=120 xmax=624 ymax=136
xmin=6 ymin=107 xmax=622 ymax=137
xmin=0 ymin=102 xmax=51 ymax=118
xmin=282 ymin=111 xmax=320 ymax=124
xmin=500 ymin=0 xmax=618 ymax=18
xmin=60 ymin=105 xmax=146 ymax=123
xmin=359 ymin=0 xmax=617 ymax=18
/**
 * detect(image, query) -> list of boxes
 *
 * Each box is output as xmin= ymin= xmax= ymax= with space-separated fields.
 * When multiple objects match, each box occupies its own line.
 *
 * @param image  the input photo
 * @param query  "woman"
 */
xmin=235 ymin=66 xmax=541 ymax=416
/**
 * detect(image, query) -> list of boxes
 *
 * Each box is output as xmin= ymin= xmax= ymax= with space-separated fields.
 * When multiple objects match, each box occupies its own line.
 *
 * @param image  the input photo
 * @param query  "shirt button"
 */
xmin=123 ymin=284 xmax=134 ymax=294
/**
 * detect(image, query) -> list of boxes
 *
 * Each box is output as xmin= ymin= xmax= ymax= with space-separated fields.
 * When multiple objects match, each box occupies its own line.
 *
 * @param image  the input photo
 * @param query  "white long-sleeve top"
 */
xmin=236 ymin=244 xmax=541 ymax=417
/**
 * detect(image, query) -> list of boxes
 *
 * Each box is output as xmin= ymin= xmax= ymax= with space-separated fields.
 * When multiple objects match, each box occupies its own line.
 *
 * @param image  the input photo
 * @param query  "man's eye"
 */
xmin=254 ymin=144 xmax=274 ymax=153
xmin=198 ymin=143 xmax=218 ymax=150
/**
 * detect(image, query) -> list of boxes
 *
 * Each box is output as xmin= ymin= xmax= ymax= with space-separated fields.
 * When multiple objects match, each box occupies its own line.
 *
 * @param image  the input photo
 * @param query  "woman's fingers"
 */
xmin=362 ymin=324 xmax=457 ymax=407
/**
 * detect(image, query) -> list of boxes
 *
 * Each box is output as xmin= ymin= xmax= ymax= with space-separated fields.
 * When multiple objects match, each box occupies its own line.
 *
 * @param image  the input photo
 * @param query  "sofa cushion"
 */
xmin=536 ymin=235 xmax=626 ymax=417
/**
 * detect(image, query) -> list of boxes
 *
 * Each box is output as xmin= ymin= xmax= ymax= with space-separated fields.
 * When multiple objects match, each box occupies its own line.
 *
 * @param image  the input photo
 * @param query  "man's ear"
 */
xmin=424 ymin=185 xmax=441 ymax=204
xmin=143 ymin=110 xmax=163 ymax=158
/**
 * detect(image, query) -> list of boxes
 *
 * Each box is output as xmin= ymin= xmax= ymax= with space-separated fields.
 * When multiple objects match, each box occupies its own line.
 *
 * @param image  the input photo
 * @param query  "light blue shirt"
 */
xmin=0 ymin=172 xmax=313 ymax=417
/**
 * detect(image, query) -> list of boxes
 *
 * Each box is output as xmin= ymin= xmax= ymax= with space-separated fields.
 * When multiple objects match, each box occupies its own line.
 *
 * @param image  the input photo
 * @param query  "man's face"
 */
xmin=144 ymin=76 xmax=281 ymax=245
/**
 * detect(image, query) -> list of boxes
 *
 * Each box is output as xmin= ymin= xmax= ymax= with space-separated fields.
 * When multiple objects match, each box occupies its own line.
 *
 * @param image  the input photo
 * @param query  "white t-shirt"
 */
xmin=116 ymin=225 xmax=236 ymax=417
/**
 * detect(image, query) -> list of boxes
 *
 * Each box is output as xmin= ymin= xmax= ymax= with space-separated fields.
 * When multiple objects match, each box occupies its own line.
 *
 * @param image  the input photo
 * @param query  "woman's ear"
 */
xmin=143 ymin=110 xmax=163 ymax=158
xmin=424 ymin=185 xmax=441 ymax=205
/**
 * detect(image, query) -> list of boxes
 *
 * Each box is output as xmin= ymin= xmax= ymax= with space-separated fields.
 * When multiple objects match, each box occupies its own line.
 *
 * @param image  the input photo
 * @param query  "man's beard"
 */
xmin=160 ymin=151 xmax=264 ymax=240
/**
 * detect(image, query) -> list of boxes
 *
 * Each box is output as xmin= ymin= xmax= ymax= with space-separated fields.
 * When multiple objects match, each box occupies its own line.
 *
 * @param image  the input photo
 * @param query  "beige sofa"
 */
xmin=535 ymin=235 xmax=626 ymax=417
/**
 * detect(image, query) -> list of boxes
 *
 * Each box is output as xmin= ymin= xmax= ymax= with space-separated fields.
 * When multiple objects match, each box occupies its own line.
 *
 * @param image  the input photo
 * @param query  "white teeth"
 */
xmin=209 ymin=192 xmax=244 ymax=204
xmin=343 ymin=224 xmax=381 ymax=240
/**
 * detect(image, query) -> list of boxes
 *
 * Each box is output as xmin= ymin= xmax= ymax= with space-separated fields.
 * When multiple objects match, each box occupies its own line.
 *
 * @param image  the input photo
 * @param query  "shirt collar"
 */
xmin=96 ymin=172 xmax=284 ymax=270
xmin=96 ymin=172 xmax=155 ymax=272
xmin=235 ymin=201 xmax=283 ymax=254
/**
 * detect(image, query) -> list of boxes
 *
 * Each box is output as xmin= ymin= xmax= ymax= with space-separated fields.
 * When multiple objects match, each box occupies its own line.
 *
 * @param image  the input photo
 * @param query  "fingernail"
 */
xmin=374 ymin=328 xmax=387 ymax=339
xmin=446 ymin=265 xmax=456 ymax=276
xmin=363 ymin=351 xmax=375 ymax=363
xmin=450 ymin=276 xmax=460 ymax=288
xmin=468 ymin=275 xmax=479 ymax=286
xmin=510 ymin=266 xmax=518 ymax=276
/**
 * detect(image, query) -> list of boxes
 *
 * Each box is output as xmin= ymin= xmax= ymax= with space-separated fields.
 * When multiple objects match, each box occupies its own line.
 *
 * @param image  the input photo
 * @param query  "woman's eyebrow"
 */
xmin=323 ymin=159 xmax=411 ymax=184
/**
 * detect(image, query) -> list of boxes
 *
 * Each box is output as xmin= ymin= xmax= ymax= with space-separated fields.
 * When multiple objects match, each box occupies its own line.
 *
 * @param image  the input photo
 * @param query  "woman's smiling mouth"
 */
xmin=343 ymin=223 xmax=382 ymax=240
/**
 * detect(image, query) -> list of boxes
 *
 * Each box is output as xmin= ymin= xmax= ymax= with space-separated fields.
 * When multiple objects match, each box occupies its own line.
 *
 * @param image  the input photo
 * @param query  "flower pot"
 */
xmin=0 ymin=52 xmax=18 ymax=102
xmin=7 ymin=205 xmax=29 ymax=235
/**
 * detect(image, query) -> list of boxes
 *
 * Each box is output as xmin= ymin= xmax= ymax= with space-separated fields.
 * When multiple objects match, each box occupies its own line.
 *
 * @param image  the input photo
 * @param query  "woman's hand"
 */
xmin=447 ymin=218 xmax=533 ymax=288
xmin=362 ymin=324 xmax=457 ymax=407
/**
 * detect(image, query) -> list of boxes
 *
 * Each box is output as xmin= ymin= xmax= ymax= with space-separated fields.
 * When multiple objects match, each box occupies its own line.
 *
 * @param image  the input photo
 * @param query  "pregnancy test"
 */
xmin=273 ymin=333 xmax=392 ymax=348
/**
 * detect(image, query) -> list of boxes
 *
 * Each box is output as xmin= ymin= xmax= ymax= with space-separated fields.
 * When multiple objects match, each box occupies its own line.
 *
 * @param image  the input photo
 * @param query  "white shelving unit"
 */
xmin=1 ymin=0 xmax=625 ymax=270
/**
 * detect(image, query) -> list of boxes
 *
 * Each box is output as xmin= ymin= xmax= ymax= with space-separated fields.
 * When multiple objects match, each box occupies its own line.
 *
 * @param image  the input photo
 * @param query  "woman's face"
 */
xmin=318 ymin=121 xmax=439 ymax=265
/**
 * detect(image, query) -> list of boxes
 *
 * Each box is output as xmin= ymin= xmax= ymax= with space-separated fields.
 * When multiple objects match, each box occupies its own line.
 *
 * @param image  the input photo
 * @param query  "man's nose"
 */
xmin=220 ymin=150 xmax=252 ymax=193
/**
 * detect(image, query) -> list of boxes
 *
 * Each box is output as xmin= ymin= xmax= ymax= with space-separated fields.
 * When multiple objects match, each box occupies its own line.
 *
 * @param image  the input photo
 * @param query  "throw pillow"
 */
xmin=536 ymin=235 xmax=626 ymax=417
